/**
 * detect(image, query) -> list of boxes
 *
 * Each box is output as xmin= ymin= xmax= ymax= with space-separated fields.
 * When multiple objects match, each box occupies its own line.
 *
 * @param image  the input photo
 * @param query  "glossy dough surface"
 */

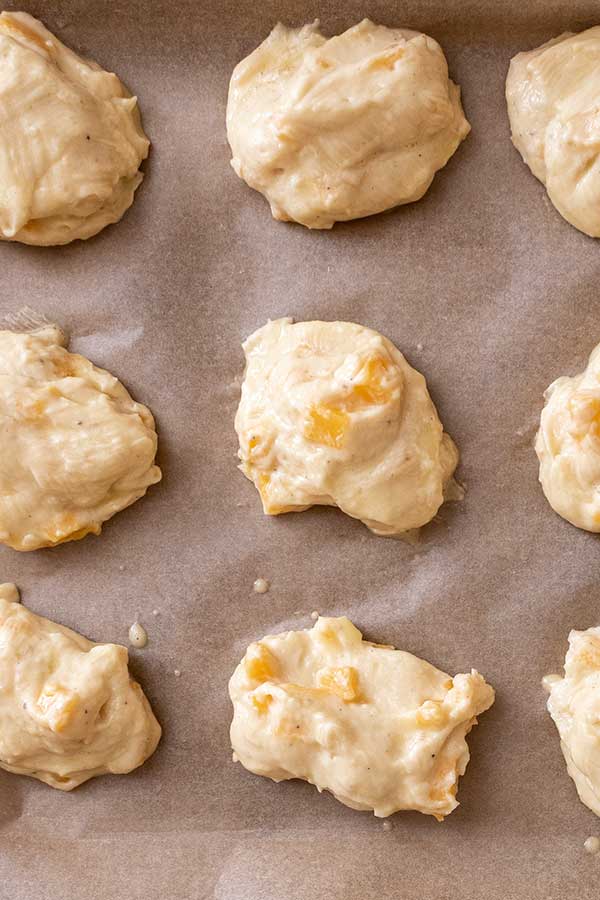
xmin=227 ymin=19 xmax=470 ymax=229
xmin=0 ymin=326 xmax=161 ymax=551
xmin=0 ymin=10 xmax=149 ymax=245
xmin=545 ymin=627 xmax=600 ymax=817
xmin=536 ymin=342 xmax=600 ymax=531
xmin=506 ymin=27 xmax=600 ymax=237
xmin=0 ymin=583 xmax=161 ymax=790
xmin=229 ymin=616 xmax=495 ymax=818
xmin=235 ymin=318 xmax=459 ymax=536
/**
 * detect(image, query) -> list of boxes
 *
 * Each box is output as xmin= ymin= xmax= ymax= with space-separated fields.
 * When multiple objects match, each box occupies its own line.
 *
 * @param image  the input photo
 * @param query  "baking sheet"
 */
xmin=1 ymin=0 xmax=600 ymax=897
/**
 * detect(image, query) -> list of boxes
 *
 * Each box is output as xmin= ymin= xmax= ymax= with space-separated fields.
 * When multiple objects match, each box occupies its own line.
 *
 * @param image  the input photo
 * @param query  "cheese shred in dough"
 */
xmin=227 ymin=19 xmax=470 ymax=228
xmin=545 ymin=627 xmax=600 ymax=818
xmin=235 ymin=318 xmax=459 ymax=537
xmin=536 ymin=342 xmax=600 ymax=532
xmin=507 ymin=28 xmax=600 ymax=237
xmin=0 ymin=583 xmax=161 ymax=790
xmin=229 ymin=617 xmax=495 ymax=819
xmin=0 ymin=326 xmax=161 ymax=551
xmin=0 ymin=11 xmax=149 ymax=245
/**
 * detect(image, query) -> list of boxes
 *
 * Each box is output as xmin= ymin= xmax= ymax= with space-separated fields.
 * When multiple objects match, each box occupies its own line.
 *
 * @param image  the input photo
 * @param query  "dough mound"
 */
xmin=536 ymin=342 xmax=600 ymax=531
xmin=506 ymin=28 xmax=600 ymax=237
xmin=0 ymin=326 xmax=161 ymax=551
xmin=235 ymin=318 xmax=459 ymax=536
xmin=0 ymin=11 xmax=149 ymax=245
xmin=227 ymin=19 xmax=470 ymax=229
xmin=544 ymin=627 xmax=600 ymax=817
xmin=229 ymin=616 xmax=495 ymax=819
xmin=0 ymin=583 xmax=161 ymax=790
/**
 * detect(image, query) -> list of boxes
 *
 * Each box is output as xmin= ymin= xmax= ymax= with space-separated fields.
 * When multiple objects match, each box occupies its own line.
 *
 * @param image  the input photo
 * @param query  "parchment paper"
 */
xmin=1 ymin=1 xmax=600 ymax=897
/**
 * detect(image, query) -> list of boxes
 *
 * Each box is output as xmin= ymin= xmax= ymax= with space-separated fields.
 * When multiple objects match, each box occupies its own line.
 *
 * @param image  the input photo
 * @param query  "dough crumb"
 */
xmin=129 ymin=622 xmax=148 ymax=649
xmin=253 ymin=578 xmax=270 ymax=594
xmin=584 ymin=836 xmax=600 ymax=855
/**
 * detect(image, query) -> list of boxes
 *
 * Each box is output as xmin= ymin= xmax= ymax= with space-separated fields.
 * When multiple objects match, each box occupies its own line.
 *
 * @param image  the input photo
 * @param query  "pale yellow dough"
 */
xmin=0 ymin=11 xmax=149 ymax=245
xmin=229 ymin=616 xmax=495 ymax=818
xmin=0 ymin=583 xmax=161 ymax=790
xmin=536 ymin=342 xmax=600 ymax=532
xmin=544 ymin=627 xmax=600 ymax=817
xmin=0 ymin=326 xmax=161 ymax=551
xmin=227 ymin=19 xmax=470 ymax=229
xmin=235 ymin=318 xmax=459 ymax=536
xmin=506 ymin=28 xmax=600 ymax=237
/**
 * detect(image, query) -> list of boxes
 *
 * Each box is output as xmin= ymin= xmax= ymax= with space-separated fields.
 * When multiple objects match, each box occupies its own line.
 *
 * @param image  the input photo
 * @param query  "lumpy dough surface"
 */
xmin=229 ymin=616 xmax=495 ymax=819
xmin=0 ymin=326 xmax=161 ymax=551
xmin=0 ymin=583 xmax=161 ymax=790
xmin=545 ymin=627 xmax=600 ymax=817
xmin=506 ymin=27 xmax=600 ymax=237
xmin=227 ymin=19 xmax=470 ymax=229
xmin=0 ymin=10 xmax=149 ymax=245
xmin=234 ymin=318 xmax=459 ymax=536
xmin=536 ymin=342 xmax=600 ymax=532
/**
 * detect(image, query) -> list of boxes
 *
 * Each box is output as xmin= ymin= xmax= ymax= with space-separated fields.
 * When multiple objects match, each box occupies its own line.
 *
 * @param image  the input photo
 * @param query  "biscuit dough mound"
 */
xmin=227 ymin=19 xmax=470 ymax=229
xmin=506 ymin=28 xmax=600 ymax=237
xmin=536 ymin=342 xmax=600 ymax=531
xmin=0 ymin=583 xmax=161 ymax=790
xmin=235 ymin=318 xmax=459 ymax=536
xmin=0 ymin=11 xmax=149 ymax=245
xmin=229 ymin=616 xmax=495 ymax=819
xmin=544 ymin=627 xmax=600 ymax=817
xmin=0 ymin=326 xmax=161 ymax=551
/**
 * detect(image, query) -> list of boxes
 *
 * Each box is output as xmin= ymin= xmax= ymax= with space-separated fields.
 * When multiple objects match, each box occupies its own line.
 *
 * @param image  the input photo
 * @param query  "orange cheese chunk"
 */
xmin=315 ymin=666 xmax=359 ymax=701
xmin=245 ymin=643 xmax=278 ymax=683
xmin=304 ymin=404 xmax=349 ymax=448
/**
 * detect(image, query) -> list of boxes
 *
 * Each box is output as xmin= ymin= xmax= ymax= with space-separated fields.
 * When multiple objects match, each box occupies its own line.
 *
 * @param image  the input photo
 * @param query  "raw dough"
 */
xmin=227 ymin=19 xmax=470 ymax=229
xmin=234 ymin=318 xmax=459 ymax=536
xmin=229 ymin=616 xmax=495 ymax=818
xmin=0 ymin=325 xmax=161 ymax=551
xmin=0 ymin=10 xmax=149 ymax=245
xmin=544 ymin=627 xmax=600 ymax=817
xmin=536 ymin=342 xmax=600 ymax=531
xmin=506 ymin=28 xmax=600 ymax=237
xmin=0 ymin=583 xmax=161 ymax=790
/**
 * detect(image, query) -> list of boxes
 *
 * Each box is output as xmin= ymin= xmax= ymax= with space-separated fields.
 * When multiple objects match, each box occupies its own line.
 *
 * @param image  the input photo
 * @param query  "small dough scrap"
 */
xmin=227 ymin=19 xmax=470 ymax=229
xmin=0 ymin=11 xmax=149 ymax=245
xmin=506 ymin=28 xmax=600 ymax=237
xmin=0 ymin=583 xmax=161 ymax=790
xmin=0 ymin=326 xmax=161 ymax=551
xmin=234 ymin=318 xmax=459 ymax=536
xmin=544 ymin=627 xmax=600 ymax=817
xmin=229 ymin=616 xmax=495 ymax=818
xmin=536 ymin=342 xmax=600 ymax=531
